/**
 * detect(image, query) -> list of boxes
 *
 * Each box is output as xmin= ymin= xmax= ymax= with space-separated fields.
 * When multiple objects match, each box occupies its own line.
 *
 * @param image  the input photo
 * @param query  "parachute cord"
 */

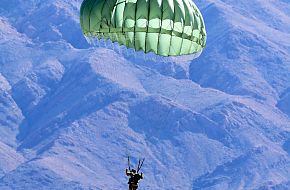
xmin=163 ymin=82 xmax=183 ymax=123
xmin=137 ymin=159 xmax=141 ymax=171
xmin=137 ymin=158 xmax=145 ymax=173
xmin=128 ymin=156 xmax=131 ymax=170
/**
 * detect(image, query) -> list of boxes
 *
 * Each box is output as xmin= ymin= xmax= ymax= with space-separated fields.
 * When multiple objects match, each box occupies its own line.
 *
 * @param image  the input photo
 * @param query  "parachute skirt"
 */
xmin=85 ymin=36 xmax=203 ymax=63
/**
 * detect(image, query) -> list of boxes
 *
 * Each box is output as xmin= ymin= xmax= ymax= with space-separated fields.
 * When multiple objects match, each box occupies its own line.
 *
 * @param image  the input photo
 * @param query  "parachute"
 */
xmin=80 ymin=0 xmax=206 ymax=58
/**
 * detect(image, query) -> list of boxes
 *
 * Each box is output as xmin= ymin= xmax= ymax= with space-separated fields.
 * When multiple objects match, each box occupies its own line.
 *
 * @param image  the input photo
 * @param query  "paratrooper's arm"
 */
xmin=125 ymin=168 xmax=131 ymax=176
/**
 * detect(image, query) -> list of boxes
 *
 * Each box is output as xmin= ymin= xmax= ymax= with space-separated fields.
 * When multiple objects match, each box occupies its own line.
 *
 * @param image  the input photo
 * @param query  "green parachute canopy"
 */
xmin=80 ymin=0 xmax=206 ymax=57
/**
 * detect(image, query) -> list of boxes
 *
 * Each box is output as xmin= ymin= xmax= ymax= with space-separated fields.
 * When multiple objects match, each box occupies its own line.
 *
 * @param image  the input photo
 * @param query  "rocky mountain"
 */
xmin=0 ymin=0 xmax=289 ymax=189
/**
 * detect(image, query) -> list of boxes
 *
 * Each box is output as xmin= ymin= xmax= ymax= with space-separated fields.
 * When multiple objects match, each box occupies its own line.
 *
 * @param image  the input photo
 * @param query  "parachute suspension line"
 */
xmin=137 ymin=158 xmax=145 ymax=173
xmin=128 ymin=156 xmax=131 ymax=170
xmin=85 ymin=34 xmax=201 ymax=63
xmin=161 ymin=82 xmax=183 ymax=125
xmin=127 ymin=156 xmax=145 ymax=172
xmin=137 ymin=159 xmax=141 ymax=171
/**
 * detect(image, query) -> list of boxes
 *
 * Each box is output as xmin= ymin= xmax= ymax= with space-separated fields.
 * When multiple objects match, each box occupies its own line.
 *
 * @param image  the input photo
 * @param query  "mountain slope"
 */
xmin=0 ymin=0 xmax=289 ymax=189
